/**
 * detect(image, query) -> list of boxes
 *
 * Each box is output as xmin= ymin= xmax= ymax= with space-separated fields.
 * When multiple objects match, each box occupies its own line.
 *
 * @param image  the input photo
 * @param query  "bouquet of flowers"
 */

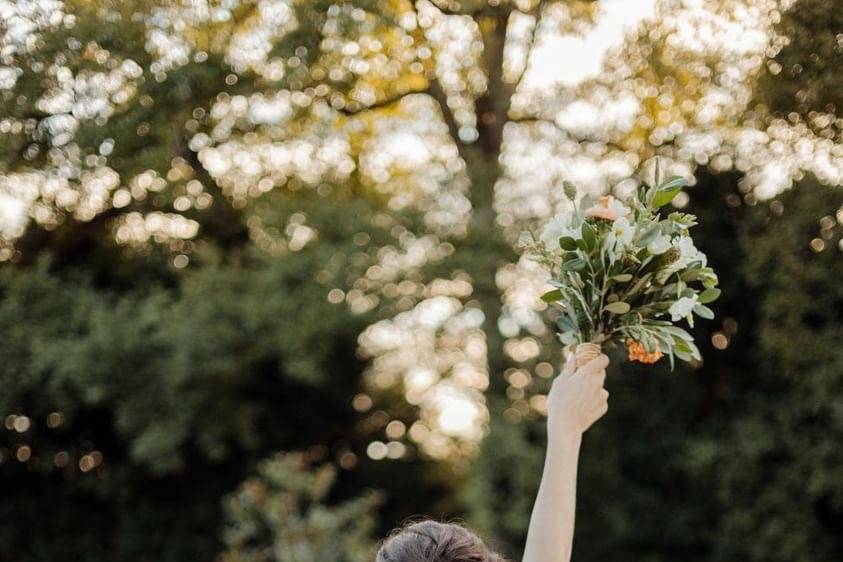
xmin=520 ymin=171 xmax=720 ymax=369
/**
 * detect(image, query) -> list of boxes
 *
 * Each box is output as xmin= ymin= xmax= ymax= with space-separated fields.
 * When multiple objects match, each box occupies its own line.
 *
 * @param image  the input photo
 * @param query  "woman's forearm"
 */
xmin=521 ymin=431 xmax=582 ymax=562
xmin=521 ymin=351 xmax=609 ymax=562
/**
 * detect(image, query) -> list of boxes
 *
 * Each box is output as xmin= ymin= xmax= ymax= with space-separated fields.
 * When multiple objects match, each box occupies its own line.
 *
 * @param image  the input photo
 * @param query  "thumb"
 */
xmin=561 ymin=346 xmax=578 ymax=377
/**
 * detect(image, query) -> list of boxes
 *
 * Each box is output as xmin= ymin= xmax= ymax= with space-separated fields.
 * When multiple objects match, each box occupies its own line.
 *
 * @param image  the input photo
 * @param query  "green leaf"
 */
xmin=674 ymin=346 xmax=693 ymax=362
xmin=657 ymin=176 xmax=688 ymax=192
xmin=581 ymin=222 xmax=596 ymax=251
xmin=687 ymin=339 xmax=702 ymax=360
xmin=561 ymin=258 xmax=586 ymax=271
xmin=566 ymin=305 xmax=579 ymax=331
xmin=652 ymin=185 xmax=684 ymax=208
xmin=680 ymin=268 xmax=701 ymax=281
xmin=541 ymin=289 xmax=563 ymax=303
xmin=608 ymin=260 xmax=625 ymax=276
xmin=698 ymin=288 xmax=721 ymax=304
xmin=661 ymin=326 xmax=694 ymax=341
xmin=675 ymin=337 xmax=702 ymax=361
xmin=559 ymin=237 xmax=578 ymax=251
xmin=668 ymin=212 xmax=698 ymax=228
xmin=693 ymin=304 xmax=715 ymax=319
xmin=626 ymin=273 xmax=653 ymax=299
xmin=563 ymin=181 xmax=577 ymax=201
xmin=637 ymin=224 xmax=661 ymax=246
xmin=612 ymin=273 xmax=633 ymax=282
xmin=560 ymin=330 xmax=578 ymax=345
xmin=557 ymin=315 xmax=576 ymax=332
xmin=604 ymin=301 xmax=631 ymax=314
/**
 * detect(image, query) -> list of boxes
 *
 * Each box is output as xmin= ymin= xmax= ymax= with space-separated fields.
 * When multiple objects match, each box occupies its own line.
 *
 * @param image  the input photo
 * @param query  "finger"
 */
xmin=577 ymin=353 xmax=609 ymax=377
xmin=590 ymin=369 xmax=607 ymax=388
xmin=561 ymin=357 xmax=576 ymax=378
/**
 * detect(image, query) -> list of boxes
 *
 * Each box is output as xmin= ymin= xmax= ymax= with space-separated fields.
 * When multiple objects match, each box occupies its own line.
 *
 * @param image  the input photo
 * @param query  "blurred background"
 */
xmin=1 ymin=0 xmax=841 ymax=560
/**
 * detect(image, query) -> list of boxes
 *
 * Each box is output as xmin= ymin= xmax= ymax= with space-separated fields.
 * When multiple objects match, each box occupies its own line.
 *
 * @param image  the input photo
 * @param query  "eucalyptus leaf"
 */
xmin=661 ymin=326 xmax=694 ymax=341
xmin=687 ymin=339 xmax=702 ymax=360
xmin=608 ymin=260 xmax=625 ymax=276
xmin=560 ymin=331 xmax=578 ymax=345
xmin=563 ymin=181 xmax=578 ymax=201
xmin=674 ymin=346 xmax=693 ymax=362
xmin=680 ymin=269 xmax=702 ymax=282
xmin=604 ymin=301 xmax=631 ymax=314
xmin=626 ymin=273 xmax=653 ymax=298
xmin=652 ymin=184 xmax=684 ymax=208
xmin=562 ymin=258 xmax=586 ymax=271
xmin=693 ymin=304 xmax=715 ymax=319
xmin=674 ymin=338 xmax=692 ymax=354
xmin=541 ymin=289 xmax=563 ymax=303
xmin=699 ymin=288 xmax=721 ymax=304
xmin=557 ymin=315 xmax=576 ymax=332
xmin=657 ymin=176 xmax=688 ymax=192
xmin=581 ymin=222 xmax=597 ymax=251
xmin=637 ymin=224 xmax=661 ymax=246
xmin=559 ymin=236 xmax=578 ymax=251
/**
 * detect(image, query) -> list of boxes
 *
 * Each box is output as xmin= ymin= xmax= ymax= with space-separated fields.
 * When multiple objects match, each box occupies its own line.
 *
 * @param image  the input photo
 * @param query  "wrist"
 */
xmin=547 ymin=428 xmax=582 ymax=456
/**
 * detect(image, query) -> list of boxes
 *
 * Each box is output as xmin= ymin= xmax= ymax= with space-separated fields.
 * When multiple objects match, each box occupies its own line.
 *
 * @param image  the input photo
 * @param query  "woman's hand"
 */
xmin=547 ymin=352 xmax=610 ymax=439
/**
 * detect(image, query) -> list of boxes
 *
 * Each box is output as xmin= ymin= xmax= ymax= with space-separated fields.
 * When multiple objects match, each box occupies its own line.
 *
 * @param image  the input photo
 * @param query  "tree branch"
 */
xmin=427 ymin=0 xmax=475 ymax=16
xmin=427 ymin=77 xmax=473 ymax=165
xmin=407 ymin=0 xmax=474 ymax=166
xmin=337 ymin=88 xmax=425 ymax=115
xmin=509 ymin=115 xmax=631 ymax=154
xmin=511 ymin=3 xmax=544 ymax=92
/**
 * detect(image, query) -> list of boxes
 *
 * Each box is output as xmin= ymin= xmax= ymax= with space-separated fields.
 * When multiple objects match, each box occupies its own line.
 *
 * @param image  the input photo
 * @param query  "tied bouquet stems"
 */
xmin=520 ymin=171 xmax=720 ymax=370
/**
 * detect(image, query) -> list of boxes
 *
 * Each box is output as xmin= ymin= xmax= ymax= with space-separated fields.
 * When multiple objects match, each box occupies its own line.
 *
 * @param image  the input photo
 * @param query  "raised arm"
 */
xmin=521 ymin=351 xmax=610 ymax=562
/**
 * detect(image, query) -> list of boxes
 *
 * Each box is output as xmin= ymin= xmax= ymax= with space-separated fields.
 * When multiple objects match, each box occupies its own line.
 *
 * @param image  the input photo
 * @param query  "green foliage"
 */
xmin=220 ymin=452 xmax=380 ymax=562
xmin=706 ymin=177 xmax=843 ymax=562
xmin=0 ymin=187 xmax=454 ymax=560
xmin=0 ymin=198 xmax=384 ymax=473
xmin=758 ymin=0 xmax=843 ymax=116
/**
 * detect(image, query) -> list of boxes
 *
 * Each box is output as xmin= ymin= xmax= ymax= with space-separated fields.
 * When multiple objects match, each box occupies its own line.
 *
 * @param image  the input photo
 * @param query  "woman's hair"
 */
xmin=375 ymin=519 xmax=506 ymax=562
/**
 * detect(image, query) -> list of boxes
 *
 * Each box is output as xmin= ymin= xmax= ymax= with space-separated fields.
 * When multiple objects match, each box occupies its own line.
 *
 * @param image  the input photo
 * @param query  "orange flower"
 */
xmin=625 ymin=339 xmax=663 ymax=364
xmin=584 ymin=195 xmax=630 ymax=221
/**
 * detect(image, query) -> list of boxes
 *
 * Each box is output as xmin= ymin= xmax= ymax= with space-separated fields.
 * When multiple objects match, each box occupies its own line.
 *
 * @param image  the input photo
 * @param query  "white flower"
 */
xmin=605 ymin=216 xmax=634 ymax=254
xmin=540 ymin=212 xmax=580 ymax=249
xmin=674 ymin=236 xmax=707 ymax=268
xmin=656 ymin=236 xmax=707 ymax=283
xmin=647 ymin=234 xmax=672 ymax=255
xmin=669 ymin=295 xmax=698 ymax=321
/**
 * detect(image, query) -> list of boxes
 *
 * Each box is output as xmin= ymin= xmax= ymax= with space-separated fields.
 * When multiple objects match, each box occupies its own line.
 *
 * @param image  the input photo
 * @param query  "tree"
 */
xmin=1 ymin=3 xmax=463 ymax=558
xmin=2 ymin=0 xmax=842 ymax=560
xmin=220 ymin=452 xmax=381 ymax=562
